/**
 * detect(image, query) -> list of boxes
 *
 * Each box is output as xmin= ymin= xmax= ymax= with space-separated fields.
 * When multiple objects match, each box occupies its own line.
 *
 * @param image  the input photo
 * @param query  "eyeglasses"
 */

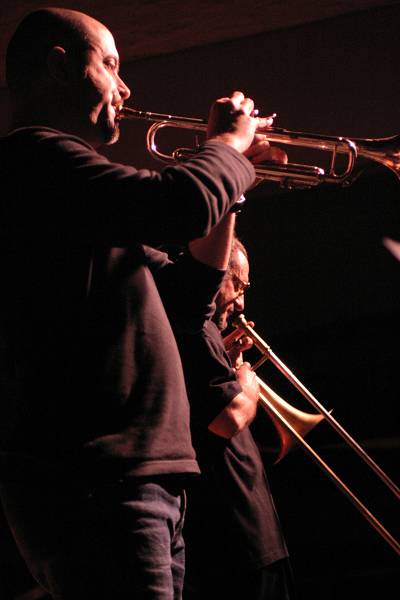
xmin=231 ymin=273 xmax=251 ymax=295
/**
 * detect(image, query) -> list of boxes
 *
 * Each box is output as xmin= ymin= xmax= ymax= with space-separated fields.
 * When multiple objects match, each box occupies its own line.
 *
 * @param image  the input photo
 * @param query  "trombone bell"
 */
xmin=223 ymin=321 xmax=324 ymax=462
xmin=257 ymin=377 xmax=324 ymax=463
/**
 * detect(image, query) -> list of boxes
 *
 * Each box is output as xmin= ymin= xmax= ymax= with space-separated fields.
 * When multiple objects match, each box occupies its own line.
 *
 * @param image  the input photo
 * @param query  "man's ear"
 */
xmin=46 ymin=46 xmax=70 ymax=85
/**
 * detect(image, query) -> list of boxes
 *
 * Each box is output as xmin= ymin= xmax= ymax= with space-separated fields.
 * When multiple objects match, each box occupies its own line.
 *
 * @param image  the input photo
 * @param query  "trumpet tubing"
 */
xmin=117 ymin=105 xmax=400 ymax=188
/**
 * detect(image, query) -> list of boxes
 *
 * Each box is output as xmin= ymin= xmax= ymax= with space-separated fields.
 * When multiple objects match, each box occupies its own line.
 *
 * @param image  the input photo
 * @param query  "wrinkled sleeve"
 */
xmin=17 ymin=130 xmax=255 ymax=246
xmin=143 ymin=247 xmax=240 ymax=423
xmin=144 ymin=246 xmax=224 ymax=330
xmin=177 ymin=320 xmax=242 ymax=425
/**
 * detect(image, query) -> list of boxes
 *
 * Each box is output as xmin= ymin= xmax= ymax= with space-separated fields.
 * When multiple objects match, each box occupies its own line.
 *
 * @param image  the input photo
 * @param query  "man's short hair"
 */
xmin=229 ymin=236 xmax=248 ymax=271
xmin=6 ymin=8 xmax=89 ymax=95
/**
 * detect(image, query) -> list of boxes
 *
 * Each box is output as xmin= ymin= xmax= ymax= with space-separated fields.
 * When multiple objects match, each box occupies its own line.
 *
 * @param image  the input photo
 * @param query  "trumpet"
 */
xmin=227 ymin=314 xmax=400 ymax=555
xmin=117 ymin=105 xmax=400 ymax=188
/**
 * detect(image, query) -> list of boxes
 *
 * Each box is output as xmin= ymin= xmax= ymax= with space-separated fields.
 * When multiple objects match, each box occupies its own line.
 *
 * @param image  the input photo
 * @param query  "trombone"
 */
xmin=228 ymin=314 xmax=400 ymax=555
xmin=117 ymin=105 xmax=400 ymax=188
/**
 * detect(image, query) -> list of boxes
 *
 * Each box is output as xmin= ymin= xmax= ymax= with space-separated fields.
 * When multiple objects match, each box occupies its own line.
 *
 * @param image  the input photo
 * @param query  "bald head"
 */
xmin=6 ymin=8 xmax=130 ymax=146
xmin=6 ymin=8 xmax=107 ymax=96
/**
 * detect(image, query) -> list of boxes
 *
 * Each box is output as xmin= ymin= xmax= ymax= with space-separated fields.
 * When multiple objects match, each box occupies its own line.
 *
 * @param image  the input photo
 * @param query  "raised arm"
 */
xmin=207 ymin=360 xmax=259 ymax=438
xmin=190 ymin=214 xmax=260 ymax=439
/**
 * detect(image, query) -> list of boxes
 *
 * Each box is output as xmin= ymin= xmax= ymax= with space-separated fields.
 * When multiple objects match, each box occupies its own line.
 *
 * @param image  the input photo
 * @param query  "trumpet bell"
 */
xmin=356 ymin=134 xmax=400 ymax=178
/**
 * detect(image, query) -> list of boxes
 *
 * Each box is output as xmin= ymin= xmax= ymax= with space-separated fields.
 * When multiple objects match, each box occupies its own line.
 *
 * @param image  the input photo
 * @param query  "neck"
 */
xmin=10 ymin=102 xmax=100 ymax=147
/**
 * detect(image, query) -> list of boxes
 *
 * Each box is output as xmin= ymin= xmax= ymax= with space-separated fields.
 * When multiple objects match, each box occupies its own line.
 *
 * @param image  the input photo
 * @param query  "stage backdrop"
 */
xmin=0 ymin=5 xmax=399 ymax=599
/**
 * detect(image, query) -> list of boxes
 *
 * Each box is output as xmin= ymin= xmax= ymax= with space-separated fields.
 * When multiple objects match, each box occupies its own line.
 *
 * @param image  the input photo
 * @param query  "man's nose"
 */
xmin=117 ymin=75 xmax=131 ymax=100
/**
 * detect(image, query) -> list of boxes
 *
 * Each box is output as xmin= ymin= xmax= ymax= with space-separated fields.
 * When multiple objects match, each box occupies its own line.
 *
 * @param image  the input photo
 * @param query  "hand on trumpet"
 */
xmin=244 ymin=132 xmax=288 ymax=166
xmin=207 ymin=91 xmax=287 ymax=165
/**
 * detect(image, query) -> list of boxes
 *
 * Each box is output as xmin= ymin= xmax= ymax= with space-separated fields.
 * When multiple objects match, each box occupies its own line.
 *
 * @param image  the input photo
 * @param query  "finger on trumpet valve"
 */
xmin=255 ymin=112 xmax=277 ymax=129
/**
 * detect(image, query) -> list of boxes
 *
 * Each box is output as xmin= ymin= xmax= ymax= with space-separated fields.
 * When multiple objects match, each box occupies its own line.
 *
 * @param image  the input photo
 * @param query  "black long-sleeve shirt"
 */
xmin=0 ymin=126 xmax=254 ymax=482
xmin=147 ymin=245 xmax=289 ymax=568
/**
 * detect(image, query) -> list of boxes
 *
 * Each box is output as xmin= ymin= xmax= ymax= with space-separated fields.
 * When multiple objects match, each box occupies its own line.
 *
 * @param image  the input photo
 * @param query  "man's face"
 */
xmin=214 ymin=249 xmax=250 ymax=331
xmin=71 ymin=19 xmax=130 ymax=146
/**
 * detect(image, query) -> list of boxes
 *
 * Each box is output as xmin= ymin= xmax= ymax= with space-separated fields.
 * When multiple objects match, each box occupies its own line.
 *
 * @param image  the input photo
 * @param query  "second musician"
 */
xmin=169 ymin=213 xmax=296 ymax=599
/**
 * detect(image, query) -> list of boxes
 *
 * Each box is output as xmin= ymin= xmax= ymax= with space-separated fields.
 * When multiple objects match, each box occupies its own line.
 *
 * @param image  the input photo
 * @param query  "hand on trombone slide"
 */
xmin=207 ymin=91 xmax=287 ymax=165
xmin=223 ymin=318 xmax=255 ymax=370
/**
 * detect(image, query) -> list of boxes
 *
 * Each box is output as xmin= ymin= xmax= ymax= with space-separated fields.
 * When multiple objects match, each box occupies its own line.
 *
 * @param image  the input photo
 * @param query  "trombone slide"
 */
xmin=230 ymin=314 xmax=400 ymax=555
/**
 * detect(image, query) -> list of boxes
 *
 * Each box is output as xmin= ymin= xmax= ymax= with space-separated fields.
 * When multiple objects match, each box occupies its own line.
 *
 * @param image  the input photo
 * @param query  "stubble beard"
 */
xmin=103 ymin=118 xmax=120 ymax=145
xmin=215 ymin=311 xmax=228 ymax=332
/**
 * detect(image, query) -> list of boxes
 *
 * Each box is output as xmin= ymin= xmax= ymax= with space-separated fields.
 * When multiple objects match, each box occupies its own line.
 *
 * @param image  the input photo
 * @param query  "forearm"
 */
xmin=207 ymin=361 xmax=260 ymax=438
xmin=188 ymin=212 xmax=236 ymax=270
xmin=17 ymin=130 xmax=254 ymax=247
xmin=99 ymin=141 xmax=253 ymax=244
xmin=208 ymin=390 xmax=258 ymax=438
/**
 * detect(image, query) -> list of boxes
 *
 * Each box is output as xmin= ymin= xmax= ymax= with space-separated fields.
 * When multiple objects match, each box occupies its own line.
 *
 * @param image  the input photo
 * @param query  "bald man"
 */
xmin=0 ymin=7 xmax=286 ymax=600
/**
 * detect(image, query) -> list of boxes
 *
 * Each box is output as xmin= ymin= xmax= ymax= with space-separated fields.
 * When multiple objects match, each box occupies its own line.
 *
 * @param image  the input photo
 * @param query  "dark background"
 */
xmin=0 ymin=2 xmax=399 ymax=598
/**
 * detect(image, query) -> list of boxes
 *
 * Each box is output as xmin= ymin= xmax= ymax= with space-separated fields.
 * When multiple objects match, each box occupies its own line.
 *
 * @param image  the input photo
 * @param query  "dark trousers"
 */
xmin=183 ymin=557 xmax=296 ymax=600
xmin=0 ymin=478 xmax=186 ymax=599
